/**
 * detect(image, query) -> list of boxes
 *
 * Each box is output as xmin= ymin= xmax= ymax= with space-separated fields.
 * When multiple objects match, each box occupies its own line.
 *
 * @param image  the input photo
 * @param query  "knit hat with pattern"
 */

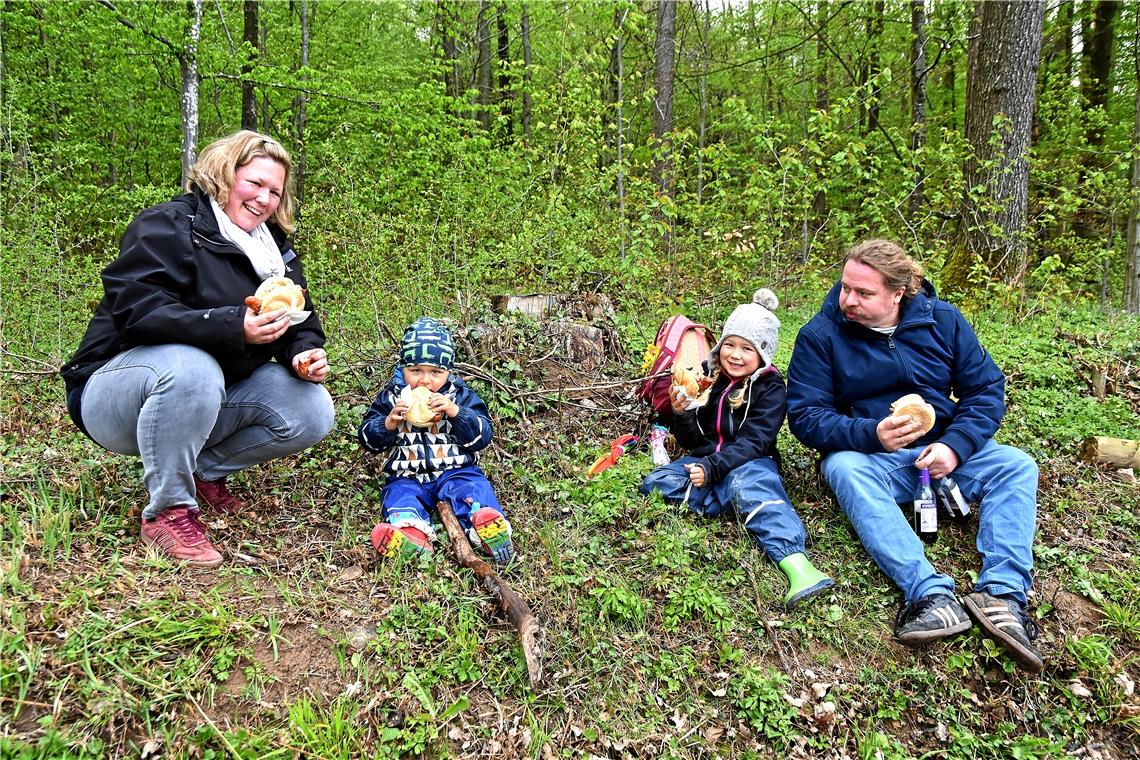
xmin=710 ymin=288 xmax=780 ymax=370
xmin=399 ymin=317 xmax=455 ymax=369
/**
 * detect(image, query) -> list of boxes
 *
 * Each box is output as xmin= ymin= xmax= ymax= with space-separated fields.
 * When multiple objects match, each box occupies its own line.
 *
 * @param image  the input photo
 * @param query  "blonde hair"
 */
xmin=845 ymin=239 xmax=923 ymax=298
xmin=729 ymin=379 xmax=750 ymax=409
xmin=186 ymin=131 xmax=295 ymax=234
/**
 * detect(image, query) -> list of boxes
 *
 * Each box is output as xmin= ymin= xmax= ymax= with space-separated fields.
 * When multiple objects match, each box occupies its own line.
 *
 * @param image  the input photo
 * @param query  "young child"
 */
xmin=358 ymin=317 xmax=514 ymax=564
xmin=640 ymin=289 xmax=834 ymax=607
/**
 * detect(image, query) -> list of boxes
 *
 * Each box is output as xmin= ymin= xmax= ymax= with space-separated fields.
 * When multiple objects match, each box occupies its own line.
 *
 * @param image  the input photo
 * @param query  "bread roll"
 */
xmin=671 ymin=365 xmax=713 ymax=407
xmin=405 ymin=385 xmax=440 ymax=426
xmin=246 ymin=277 xmax=305 ymax=315
xmin=889 ymin=393 xmax=936 ymax=433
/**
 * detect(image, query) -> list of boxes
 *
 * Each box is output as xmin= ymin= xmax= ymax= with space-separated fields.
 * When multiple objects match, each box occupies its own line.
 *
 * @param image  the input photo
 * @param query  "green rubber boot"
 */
xmin=778 ymin=553 xmax=835 ymax=608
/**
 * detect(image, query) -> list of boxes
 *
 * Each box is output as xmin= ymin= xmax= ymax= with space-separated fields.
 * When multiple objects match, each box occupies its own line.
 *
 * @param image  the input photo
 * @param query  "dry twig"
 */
xmin=436 ymin=500 xmax=544 ymax=689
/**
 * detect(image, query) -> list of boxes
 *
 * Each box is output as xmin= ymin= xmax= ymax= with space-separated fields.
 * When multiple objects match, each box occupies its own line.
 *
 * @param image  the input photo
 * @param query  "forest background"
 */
xmin=3 ymin=1 xmax=1140 ymax=758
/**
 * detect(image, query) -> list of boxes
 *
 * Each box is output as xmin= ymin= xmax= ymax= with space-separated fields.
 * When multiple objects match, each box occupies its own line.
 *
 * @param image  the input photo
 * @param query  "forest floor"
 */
xmin=3 ymin=295 xmax=1140 ymax=759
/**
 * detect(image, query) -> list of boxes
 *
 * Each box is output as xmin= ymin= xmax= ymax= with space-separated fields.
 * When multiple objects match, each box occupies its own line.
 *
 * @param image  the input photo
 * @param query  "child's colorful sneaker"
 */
xmin=370 ymin=523 xmax=431 ymax=559
xmin=469 ymin=506 xmax=514 ymax=565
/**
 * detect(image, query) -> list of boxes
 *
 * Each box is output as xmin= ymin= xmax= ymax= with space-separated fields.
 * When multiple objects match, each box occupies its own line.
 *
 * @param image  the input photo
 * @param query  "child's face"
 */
xmin=403 ymin=364 xmax=450 ymax=392
xmin=719 ymin=336 xmax=761 ymax=380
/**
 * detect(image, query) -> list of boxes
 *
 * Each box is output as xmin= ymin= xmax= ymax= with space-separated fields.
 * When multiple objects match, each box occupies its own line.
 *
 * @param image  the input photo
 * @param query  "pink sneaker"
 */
xmin=140 ymin=506 xmax=223 ymax=568
xmin=194 ymin=475 xmax=247 ymax=513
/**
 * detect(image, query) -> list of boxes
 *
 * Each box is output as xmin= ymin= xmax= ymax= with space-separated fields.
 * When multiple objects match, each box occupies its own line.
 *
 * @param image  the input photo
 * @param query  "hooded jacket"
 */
xmin=671 ymin=364 xmax=786 ymax=484
xmin=60 ymin=189 xmax=324 ymax=436
xmin=357 ymin=374 xmax=493 ymax=483
xmin=785 ymin=279 xmax=1004 ymax=463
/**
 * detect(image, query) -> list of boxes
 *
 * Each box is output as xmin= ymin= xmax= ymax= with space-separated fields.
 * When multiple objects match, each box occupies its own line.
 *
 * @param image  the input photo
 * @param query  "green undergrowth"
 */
xmin=3 ymin=291 xmax=1140 ymax=757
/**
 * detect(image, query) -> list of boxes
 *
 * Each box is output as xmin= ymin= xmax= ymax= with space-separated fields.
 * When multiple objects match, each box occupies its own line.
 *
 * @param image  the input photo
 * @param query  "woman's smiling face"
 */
xmin=223 ymin=156 xmax=286 ymax=232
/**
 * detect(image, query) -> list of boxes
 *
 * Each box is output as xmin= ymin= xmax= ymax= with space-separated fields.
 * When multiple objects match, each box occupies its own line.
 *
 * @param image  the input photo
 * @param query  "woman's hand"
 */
xmin=386 ymin=401 xmax=410 ymax=431
xmin=244 ymin=307 xmax=290 ymax=345
xmin=292 ymin=348 xmax=328 ymax=383
xmin=876 ymin=414 xmax=924 ymax=452
xmin=685 ymin=463 xmax=707 ymax=488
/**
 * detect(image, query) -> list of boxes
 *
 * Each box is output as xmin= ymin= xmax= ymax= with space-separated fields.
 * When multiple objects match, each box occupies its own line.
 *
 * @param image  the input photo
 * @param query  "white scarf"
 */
xmin=208 ymin=196 xmax=286 ymax=281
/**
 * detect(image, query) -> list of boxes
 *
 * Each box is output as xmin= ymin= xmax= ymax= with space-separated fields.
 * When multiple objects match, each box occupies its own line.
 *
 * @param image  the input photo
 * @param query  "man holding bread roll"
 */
xmin=786 ymin=239 xmax=1043 ymax=673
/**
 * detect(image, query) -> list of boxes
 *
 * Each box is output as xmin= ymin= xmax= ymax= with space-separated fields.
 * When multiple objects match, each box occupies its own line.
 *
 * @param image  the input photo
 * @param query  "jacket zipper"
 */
xmin=714 ymin=379 xmax=739 ymax=452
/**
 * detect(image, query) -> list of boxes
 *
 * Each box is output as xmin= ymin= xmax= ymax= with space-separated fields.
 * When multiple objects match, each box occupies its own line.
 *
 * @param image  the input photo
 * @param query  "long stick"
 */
xmin=436 ymin=501 xmax=544 ymax=689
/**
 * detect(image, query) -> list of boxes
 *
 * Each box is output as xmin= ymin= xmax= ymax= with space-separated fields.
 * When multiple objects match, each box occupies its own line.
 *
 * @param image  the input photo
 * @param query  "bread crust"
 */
xmin=245 ymin=277 xmax=305 ymax=315
xmin=889 ymin=393 xmax=936 ymax=433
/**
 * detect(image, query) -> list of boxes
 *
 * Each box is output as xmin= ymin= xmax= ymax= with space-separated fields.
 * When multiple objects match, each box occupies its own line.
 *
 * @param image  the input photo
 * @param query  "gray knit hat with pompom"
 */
xmin=711 ymin=288 xmax=781 ymax=371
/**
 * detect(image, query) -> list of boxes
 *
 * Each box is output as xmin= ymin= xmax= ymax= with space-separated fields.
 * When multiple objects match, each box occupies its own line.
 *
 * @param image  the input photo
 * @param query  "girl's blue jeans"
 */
xmin=80 ymin=344 xmax=335 ymax=520
xmin=640 ymin=456 xmax=808 ymax=564
xmin=821 ymin=439 xmax=1038 ymax=605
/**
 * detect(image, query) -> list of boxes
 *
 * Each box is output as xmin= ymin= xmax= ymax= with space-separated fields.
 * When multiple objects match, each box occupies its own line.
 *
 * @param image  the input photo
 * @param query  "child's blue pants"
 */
xmin=640 ymin=456 xmax=808 ymax=563
xmin=383 ymin=465 xmax=502 ymax=531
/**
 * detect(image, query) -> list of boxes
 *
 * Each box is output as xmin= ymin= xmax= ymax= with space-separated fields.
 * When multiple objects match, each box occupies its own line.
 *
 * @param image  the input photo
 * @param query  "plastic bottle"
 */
xmin=935 ymin=476 xmax=971 ymax=519
xmin=913 ymin=468 xmax=938 ymax=544
xmin=649 ymin=424 xmax=671 ymax=466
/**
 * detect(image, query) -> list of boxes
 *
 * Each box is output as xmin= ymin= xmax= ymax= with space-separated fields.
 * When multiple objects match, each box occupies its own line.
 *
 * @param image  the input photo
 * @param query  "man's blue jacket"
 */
xmin=786 ymin=279 xmax=1005 ymax=463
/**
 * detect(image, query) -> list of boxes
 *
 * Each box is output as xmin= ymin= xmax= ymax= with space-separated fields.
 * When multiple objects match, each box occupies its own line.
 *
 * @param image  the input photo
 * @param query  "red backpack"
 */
xmin=638 ymin=315 xmax=716 ymax=420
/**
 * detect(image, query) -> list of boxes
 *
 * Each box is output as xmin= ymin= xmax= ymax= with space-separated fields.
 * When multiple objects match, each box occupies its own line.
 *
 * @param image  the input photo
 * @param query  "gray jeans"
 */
xmin=80 ymin=344 xmax=335 ymax=519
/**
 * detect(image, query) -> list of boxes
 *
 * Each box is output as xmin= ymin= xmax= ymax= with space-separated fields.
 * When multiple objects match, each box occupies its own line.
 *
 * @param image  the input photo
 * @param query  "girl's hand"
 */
xmin=685 ymin=463 xmax=707 ymax=488
xmin=244 ymin=307 xmax=290 ymax=345
xmin=386 ymin=401 xmax=410 ymax=431
xmin=293 ymin=348 xmax=328 ymax=383
xmin=669 ymin=385 xmax=688 ymax=413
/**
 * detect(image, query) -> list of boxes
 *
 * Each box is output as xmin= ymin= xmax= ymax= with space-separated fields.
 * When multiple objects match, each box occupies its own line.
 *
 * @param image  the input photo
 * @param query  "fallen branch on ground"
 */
xmin=436 ymin=500 xmax=544 ymax=689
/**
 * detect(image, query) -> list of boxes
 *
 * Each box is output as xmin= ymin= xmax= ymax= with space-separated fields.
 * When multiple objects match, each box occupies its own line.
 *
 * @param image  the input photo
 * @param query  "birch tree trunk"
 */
xmin=496 ymin=3 xmax=511 ymax=135
xmin=956 ymin=0 xmax=1044 ymax=286
xmin=180 ymin=0 xmax=202 ymax=187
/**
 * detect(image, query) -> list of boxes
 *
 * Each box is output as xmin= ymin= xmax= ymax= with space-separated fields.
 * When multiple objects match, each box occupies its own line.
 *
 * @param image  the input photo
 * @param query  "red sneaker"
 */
xmin=194 ymin=475 xmax=247 ymax=513
xmin=140 ymin=506 xmax=223 ymax=568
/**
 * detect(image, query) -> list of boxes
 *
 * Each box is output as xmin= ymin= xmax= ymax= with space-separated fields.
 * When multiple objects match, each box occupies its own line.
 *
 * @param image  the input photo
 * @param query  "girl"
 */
xmin=640 ymin=288 xmax=834 ymax=607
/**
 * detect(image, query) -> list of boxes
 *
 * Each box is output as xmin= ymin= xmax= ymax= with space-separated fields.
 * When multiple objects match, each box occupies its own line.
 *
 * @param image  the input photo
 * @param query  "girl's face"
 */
xmin=719 ymin=335 xmax=761 ymax=380
xmin=403 ymin=364 xmax=449 ymax=392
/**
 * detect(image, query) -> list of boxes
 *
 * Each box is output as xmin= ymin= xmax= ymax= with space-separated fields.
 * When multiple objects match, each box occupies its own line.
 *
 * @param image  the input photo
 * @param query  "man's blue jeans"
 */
xmin=80 ymin=344 xmax=335 ymax=520
xmin=640 ymin=456 xmax=808 ymax=564
xmin=821 ymin=439 xmax=1038 ymax=604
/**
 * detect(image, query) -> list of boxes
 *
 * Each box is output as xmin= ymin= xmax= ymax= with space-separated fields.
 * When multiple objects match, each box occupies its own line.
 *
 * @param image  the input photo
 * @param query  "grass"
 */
xmin=1 ymin=295 xmax=1139 ymax=758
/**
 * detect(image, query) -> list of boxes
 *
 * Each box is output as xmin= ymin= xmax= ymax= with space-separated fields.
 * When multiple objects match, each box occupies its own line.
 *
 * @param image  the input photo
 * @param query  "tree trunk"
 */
xmin=865 ymin=0 xmax=884 ymax=134
xmin=437 ymin=1 xmax=460 ymax=100
xmin=615 ymin=7 xmax=627 ymax=260
xmin=652 ymin=0 xmax=676 ymax=198
xmin=909 ymin=0 xmax=927 ymax=220
xmin=241 ymin=0 xmax=258 ymax=130
xmin=697 ymin=0 xmax=710 ymax=206
xmin=1125 ymin=10 xmax=1140 ymax=313
xmin=1081 ymin=0 xmax=1119 ymax=148
xmin=812 ymin=1 xmax=828 ymax=229
xmin=496 ymin=3 xmax=511 ymax=135
xmin=956 ymin=0 xmax=1044 ymax=287
xmin=180 ymin=0 xmax=202 ymax=187
xmin=476 ymin=0 xmax=492 ymax=130
xmin=291 ymin=0 xmax=309 ymax=210
xmin=520 ymin=2 xmax=531 ymax=138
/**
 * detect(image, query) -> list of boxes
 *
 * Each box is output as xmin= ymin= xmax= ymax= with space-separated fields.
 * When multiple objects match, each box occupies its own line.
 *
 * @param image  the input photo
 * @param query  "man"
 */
xmin=786 ymin=239 xmax=1042 ymax=673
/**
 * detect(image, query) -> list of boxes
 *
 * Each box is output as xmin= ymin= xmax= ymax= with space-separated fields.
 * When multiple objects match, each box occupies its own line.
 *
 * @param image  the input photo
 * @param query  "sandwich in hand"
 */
xmin=889 ymin=393 xmax=936 ymax=433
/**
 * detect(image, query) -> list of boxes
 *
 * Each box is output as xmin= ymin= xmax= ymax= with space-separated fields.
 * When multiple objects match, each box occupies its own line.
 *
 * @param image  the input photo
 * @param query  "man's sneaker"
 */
xmin=894 ymin=594 xmax=972 ymax=644
xmin=963 ymin=591 xmax=1044 ymax=673
xmin=140 ymin=506 xmax=223 ymax=568
xmin=194 ymin=475 xmax=247 ymax=513
xmin=469 ymin=507 xmax=514 ymax=565
xmin=370 ymin=523 xmax=432 ymax=560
